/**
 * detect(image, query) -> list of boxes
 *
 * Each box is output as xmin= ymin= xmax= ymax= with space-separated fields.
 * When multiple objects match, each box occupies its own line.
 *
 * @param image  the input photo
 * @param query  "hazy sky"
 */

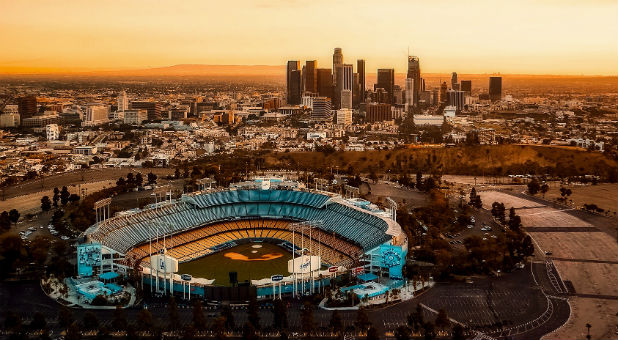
xmin=1 ymin=0 xmax=616 ymax=75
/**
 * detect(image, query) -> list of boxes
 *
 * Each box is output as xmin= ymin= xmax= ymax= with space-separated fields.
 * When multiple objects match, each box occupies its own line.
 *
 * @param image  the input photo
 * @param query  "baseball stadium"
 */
xmin=76 ymin=178 xmax=408 ymax=302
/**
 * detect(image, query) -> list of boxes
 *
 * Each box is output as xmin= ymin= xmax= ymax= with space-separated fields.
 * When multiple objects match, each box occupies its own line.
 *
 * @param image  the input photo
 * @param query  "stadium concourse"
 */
xmin=75 ymin=178 xmax=409 ymax=304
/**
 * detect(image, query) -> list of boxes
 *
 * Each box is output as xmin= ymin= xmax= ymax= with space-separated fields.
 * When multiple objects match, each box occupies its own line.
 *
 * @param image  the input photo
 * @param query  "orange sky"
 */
xmin=0 ymin=0 xmax=616 ymax=75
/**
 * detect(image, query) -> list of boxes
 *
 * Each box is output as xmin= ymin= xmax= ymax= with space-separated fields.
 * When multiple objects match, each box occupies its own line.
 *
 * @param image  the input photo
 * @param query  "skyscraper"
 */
xmin=352 ymin=73 xmax=360 ymax=108
xmin=316 ymin=68 xmax=333 ymax=100
xmin=117 ymin=91 xmax=129 ymax=112
xmin=332 ymin=48 xmax=344 ymax=109
xmin=304 ymin=60 xmax=318 ymax=95
xmin=447 ymin=90 xmax=465 ymax=110
xmin=489 ymin=76 xmax=502 ymax=102
xmin=460 ymin=80 xmax=472 ymax=94
xmin=340 ymin=64 xmax=354 ymax=109
xmin=357 ymin=59 xmax=365 ymax=102
xmin=289 ymin=70 xmax=302 ymax=105
xmin=332 ymin=48 xmax=343 ymax=66
xmin=406 ymin=56 xmax=421 ymax=106
xmin=451 ymin=72 xmax=460 ymax=91
xmin=311 ymin=97 xmax=332 ymax=122
xmin=439 ymin=82 xmax=448 ymax=103
xmin=405 ymin=78 xmax=414 ymax=113
xmin=376 ymin=68 xmax=395 ymax=104
xmin=17 ymin=95 xmax=37 ymax=119
xmin=286 ymin=61 xmax=301 ymax=105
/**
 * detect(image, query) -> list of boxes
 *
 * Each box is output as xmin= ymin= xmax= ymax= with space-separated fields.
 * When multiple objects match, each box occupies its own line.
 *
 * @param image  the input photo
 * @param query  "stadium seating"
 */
xmin=128 ymin=218 xmax=361 ymax=267
xmin=88 ymin=189 xmax=394 ymax=261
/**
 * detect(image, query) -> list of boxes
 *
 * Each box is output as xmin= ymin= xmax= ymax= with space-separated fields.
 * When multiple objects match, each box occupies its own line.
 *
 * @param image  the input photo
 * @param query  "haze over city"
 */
xmin=0 ymin=1 xmax=617 ymax=340
xmin=1 ymin=0 xmax=617 ymax=75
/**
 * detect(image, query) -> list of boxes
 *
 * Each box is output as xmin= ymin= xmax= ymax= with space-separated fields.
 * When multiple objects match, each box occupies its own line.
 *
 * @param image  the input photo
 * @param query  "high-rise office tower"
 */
xmin=311 ymin=97 xmax=332 ymax=122
xmin=304 ymin=60 xmax=317 ymax=95
xmin=332 ymin=48 xmax=344 ymax=109
xmin=17 ymin=95 xmax=37 ymax=118
xmin=405 ymin=78 xmax=414 ymax=113
xmin=447 ymin=90 xmax=466 ymax=110
xmin=357 ymin=59 xmax=365 ymax=102
xmin=451 ymin=72 xmax=458 ymax=90
xmin=131 ymin=101 xmax=162 ymax=121
xmin=406 ymin=56 xmax=421 ymax=106
xmin=352 ymin=73 xmax=360 ymax=108
xmin=333 ymin=48 xmax=343 ymax=66
xmin=286 ymin=61 xmax=301 ymax=104
xmin=460 ymin=80 xmax=472 ymax=94
xmin=117 ymin=91 xmax=129 ymax=112
xmin=376 ymin=68 xmax=395 ymax=104
xmin=489 ymin=76 xmax=502 ymax=102
xmin=340 ymin=64 xmax=354 ymax=109
xmin=316 ymin=68 xmax=333 ymax=100
xmin=289 ymin=70 xmax=302 ymax=105
xmin=439 ymin=82 xmax=448 ymax=103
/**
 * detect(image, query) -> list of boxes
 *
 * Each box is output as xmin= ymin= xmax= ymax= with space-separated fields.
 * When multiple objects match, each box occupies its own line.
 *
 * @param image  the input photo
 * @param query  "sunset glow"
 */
xmin=1 ymin=0 xmax=616 ymax=75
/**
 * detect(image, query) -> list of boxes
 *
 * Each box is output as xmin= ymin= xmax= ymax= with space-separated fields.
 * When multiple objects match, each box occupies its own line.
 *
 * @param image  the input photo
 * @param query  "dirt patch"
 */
xmin=545 ymin=183 xmax=618 ymax=216
xmin=223 ymin=252 xmax=283 ymax=261
xmin=528 ymin=232 xmax=618 ymax=262
xmin=543 ymin=297 xmax=618 ymax=340
xmin=553 ymin=262 xmax=618 ymax=296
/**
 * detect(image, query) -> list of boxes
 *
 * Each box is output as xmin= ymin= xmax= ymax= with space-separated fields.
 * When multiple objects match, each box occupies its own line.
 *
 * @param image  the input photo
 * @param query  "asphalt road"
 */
xmin=0 ymin=262 xmax=570 ymax=339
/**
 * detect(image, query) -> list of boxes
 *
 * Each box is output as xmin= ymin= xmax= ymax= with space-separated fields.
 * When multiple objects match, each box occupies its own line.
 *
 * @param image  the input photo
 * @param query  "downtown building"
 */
xmin=407 ymin=56 xmax=421 ymax=106
xmin=489 ymin=76 xmax=502 ymax=102
xmin=286 ymin=61 xmax=302 ymax=105
xmin=310 ymin=97 xmax=332 ymax=122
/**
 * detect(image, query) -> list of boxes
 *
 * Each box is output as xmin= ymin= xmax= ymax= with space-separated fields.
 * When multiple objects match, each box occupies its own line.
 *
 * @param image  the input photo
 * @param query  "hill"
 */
xmin=263 ymin=145 xmax=617 ymax=180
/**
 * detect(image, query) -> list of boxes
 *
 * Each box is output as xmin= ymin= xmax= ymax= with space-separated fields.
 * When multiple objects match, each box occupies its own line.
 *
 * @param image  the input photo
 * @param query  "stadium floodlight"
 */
xmin=288 ymin=220 xmax=323 ymax=295
xmin=386 ymin=197 xmax=398 ymax=221
xmin=94 ymin=197 xmax=112 ymax=224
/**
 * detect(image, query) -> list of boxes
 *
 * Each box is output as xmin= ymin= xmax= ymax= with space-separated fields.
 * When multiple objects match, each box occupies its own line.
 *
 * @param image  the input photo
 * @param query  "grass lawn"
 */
xmin=178 ymin=242 xmax=292 ymax=286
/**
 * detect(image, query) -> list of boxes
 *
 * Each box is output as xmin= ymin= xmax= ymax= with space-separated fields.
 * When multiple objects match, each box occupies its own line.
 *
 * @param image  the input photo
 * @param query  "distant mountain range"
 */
xmin=104 ymin=64 xmax=286 ymax=76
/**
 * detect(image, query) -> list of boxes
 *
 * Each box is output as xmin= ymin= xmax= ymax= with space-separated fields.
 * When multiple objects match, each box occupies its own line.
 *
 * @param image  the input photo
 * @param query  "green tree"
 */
xmin=53 ymin=187 xmax=60 ymax=207
xmin=354 ymin=307 xmax=371 ymax=332
xmin=394 ymin=325 xmax=411 ymax=340
xmin=147 ymin=172 xmax=158 ymax=185
xmin=136 ymin=308 xmax=154 ymax=331
xmin=0 ymin=211 xmax=10 ymax=231
xmin=435 ymin=309 xmax=449 ymax=330
xmin=168 ymin=297 xmax=181 ymax=330
xmin=329 ymin=310 xmax=342 ymax=334
xmin=82 ymin=312 xmax=99 ymax=331
xmin=8 ymin=209 xmax=19 ymax=225
xmin=65 ymin=322 xmax=81 ymax=340
xmin=366 ymin=326 xmax=380 ymax=340
xmin=192 ymin=300 xmax=207 ymax=331
xmin=527 ymin=178 xmax=540 ymax=195
xmin=30 ymin=312 xmax=47 ymax=330
xmin=213 ymin=316 xmax=227 ymax=340
xmin=242 ymin=322 xmax=259 ymax=340
xmin=301 ymin=301 xmax=314 ymax=334
xmin=221 ymin=305 xmax=235 ymax=330
xmin=111 ymin=306 xmax=128 ymax=331
xmin=41 ymin=196 xmax=52 ymax=211
xmin=58 ymin=306 xmax=73 ymax=330
xmin=248 ymin=294 xmax=260 ymax=329
xmin=60 ymin=186 xmax=70 ymax=205
xmin=272 ymin=299 xmax=287 ymax=329
xmin=4 ymin=311 xmax=22 ymax=332
xmin=451 ymin=324 xmax=465 ymax=340
xmin=540 ymin=183 xmax=549 ymax=198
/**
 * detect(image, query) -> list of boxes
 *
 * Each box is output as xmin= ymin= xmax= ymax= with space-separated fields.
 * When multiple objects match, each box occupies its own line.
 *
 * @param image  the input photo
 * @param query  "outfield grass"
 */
xmin=178 ymin=242 xmax=292 ymax=286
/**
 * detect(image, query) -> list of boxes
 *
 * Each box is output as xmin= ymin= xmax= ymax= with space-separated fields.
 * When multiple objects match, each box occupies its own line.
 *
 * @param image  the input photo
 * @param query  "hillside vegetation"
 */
xmin=263 ymin=145 xmax=617 ymax=180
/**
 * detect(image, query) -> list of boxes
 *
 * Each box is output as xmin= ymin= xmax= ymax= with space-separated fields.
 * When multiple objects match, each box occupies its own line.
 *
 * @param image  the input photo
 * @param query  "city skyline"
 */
xmin=1 ymin=0 xmax=617 ymax=75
